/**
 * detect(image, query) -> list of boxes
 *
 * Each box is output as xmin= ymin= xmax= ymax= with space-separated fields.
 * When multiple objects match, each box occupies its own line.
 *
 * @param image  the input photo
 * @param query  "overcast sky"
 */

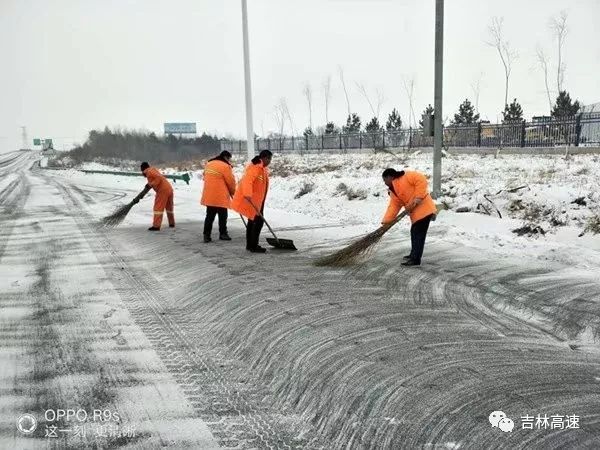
xmin=1 ymin=0 xmax=599 ymax=151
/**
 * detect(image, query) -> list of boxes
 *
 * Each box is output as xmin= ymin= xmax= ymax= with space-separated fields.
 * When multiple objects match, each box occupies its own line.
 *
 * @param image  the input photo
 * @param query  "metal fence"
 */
xmin=221 ymin=113 xmax=600 ymax=155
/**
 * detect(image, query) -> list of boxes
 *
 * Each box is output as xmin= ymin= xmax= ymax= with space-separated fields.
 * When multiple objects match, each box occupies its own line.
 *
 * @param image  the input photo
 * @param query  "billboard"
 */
xmin=164 ymin=122 xmax=197 ymax=134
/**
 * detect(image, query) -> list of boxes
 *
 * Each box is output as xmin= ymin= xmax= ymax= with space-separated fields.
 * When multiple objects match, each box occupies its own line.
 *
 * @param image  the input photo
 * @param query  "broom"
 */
xmin=314 ymin=211 xmax=408 ymax=267
xmin=101 ymin=198 xmax=139 ymax=228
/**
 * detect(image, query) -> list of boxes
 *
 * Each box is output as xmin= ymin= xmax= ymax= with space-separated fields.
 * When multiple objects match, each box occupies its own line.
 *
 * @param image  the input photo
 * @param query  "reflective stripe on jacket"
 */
xmin=200 ymin=160 xmax=236 ymax=208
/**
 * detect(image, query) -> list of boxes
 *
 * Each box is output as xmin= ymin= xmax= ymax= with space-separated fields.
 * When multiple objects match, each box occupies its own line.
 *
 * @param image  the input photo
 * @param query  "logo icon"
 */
xmin=498 ymin=417 xmax=515 ymax=433
xmin=489 ymin=411 xmax=514 ymax=433
xmin=17 ymin=413 xmax=38 ymax=434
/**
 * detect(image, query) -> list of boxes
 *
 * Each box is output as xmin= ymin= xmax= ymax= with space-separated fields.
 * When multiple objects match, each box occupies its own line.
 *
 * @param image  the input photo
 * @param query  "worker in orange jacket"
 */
xmin=231 ymin=150 xmax=272 ymax=253
xmin=381 ymin=168 xmax=437 ymax=266
xmin=201 ymin=151 xmax=236 ymax=242
xmin=134 ymin=162 xmax=175 ymax=231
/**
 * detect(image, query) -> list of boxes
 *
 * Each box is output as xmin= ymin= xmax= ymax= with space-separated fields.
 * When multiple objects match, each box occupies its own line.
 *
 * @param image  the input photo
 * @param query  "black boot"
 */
xmin=247 ymin=246 xmax=267 ymax=253
xmin=219 ymin=233 xmax=231 ymax=241
xmin=203 ymin=235 xmax=212 ymax=243
xmin=401 ymin=259 xmax=420 ymax=266
xmin=148 ymin=226 xmax=160 ymax=231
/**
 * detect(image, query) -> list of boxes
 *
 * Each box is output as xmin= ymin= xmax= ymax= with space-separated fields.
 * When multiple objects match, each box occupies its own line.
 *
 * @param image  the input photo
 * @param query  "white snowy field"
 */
xmin=71 ymin=151 xmax=600 ymax=271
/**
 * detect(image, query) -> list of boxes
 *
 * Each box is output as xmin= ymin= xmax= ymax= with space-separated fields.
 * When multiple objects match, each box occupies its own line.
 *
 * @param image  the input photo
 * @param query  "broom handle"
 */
xmin=384 ymin=210 xmax=409 ymax=230
xmin=246 ymin=199 xmax=280 ymax=243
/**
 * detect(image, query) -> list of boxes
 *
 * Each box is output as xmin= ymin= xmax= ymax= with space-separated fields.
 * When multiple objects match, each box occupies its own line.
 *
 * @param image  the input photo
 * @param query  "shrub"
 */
xmin=335 ymin=183 xmax=368 ymax=201
xmin=584 ymin=214 xmax=600 ymax=235
xmin=294 ymin=182 xmax=315 ymax=199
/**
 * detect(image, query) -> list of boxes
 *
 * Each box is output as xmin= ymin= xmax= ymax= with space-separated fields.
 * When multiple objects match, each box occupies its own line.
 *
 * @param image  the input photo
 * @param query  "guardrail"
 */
xmin=81 ymin=169 xmax=191 ymax=185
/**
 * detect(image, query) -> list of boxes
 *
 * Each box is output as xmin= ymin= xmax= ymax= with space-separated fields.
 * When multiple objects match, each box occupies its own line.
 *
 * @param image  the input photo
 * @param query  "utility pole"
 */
xmin=241 ymin=0 xmax=255 ymax=160
xmin=432 ymin=0 xmax=444 ymax=198
xmin=21 ymin=126 xmax=28 ymax=150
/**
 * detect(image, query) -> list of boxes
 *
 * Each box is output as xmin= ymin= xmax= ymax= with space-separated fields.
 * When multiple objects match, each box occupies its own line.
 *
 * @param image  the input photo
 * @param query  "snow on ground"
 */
xmin=69 ymin=152 xmax=600 ymax=270
xmin=7 ymin=151 xmax=600 ymax=448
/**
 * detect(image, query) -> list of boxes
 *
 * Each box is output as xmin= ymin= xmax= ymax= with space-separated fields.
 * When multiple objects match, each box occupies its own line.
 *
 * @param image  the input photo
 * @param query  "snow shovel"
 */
xmin=246 ymin=200 xmax=297 ymax=251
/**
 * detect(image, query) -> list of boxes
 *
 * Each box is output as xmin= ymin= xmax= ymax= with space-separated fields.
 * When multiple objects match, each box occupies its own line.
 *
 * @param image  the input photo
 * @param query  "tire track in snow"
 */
xmin=146 ymin=222 xmax=600 ymax=448
xmin=43 ymin=173 xmax=318 ymax=449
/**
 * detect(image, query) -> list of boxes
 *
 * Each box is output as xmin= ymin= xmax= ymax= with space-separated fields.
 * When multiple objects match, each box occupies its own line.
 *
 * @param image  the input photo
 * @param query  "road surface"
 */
xmin=1 ymin=151 xmax=599 ymax=449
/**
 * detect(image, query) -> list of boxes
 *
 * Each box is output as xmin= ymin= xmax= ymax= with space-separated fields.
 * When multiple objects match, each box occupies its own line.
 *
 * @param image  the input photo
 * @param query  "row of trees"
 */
xmin=294 ymin=88 xmax=581 ymax=138
xmin=65 ymin=128 xmax=221 ymax=163
xmin=451 ymin=89 xmax=581 ymax=126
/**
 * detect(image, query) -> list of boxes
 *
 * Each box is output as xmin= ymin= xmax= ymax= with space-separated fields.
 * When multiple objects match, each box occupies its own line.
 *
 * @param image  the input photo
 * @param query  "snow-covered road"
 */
xmin=1 ymin=151 xmax=600 ymax=448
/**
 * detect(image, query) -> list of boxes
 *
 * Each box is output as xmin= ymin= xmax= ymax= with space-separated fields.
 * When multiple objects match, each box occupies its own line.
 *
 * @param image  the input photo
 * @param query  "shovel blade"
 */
xmin=266 ymin=237 xmax=297 ymax=250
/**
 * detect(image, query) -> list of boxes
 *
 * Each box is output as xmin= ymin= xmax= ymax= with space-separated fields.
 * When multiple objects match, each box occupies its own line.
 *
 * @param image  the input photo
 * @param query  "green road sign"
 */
xmin=33 ymin=138 xmax=41 ymax=145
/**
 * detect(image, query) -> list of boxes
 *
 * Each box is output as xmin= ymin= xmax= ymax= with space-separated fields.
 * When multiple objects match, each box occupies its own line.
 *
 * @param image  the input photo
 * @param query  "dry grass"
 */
xmin=295 ymin=182 xmax=315 ymax=199
xmin=336 ymin=183 xmax=368 ymax=201
xmin=268 ymin=158 xmax=344 ymax=178
xmin=584 ymin=214 xmax=600 ymax=234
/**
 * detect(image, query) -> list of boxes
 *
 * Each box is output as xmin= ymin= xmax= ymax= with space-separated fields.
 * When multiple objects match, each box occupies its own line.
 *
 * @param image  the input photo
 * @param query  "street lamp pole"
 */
xmin=432 ymin=0 xmax=444 ymax=198
xmin=241 ymin=0 xmax=255 ymax=160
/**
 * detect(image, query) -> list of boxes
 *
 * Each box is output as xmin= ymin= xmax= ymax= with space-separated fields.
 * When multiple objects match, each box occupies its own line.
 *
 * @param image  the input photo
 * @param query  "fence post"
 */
xmin=305 ymin=135 xmax=309 ymax=154
xmin=520 ymin=120 xmax=526 ymax=147
xmin=321 ymin=134 xmax=324 ymax=153
xmin=339 ymin=133 xmax=342 ymax=150
xmin=239 ymin=140 xmax=242 ymax=155
xmin=359 ymin=132 xmax=362 ymax=149
xmin=477 ymin=122 xmax=482 ymax=147
xmin=382 ymin=130 xmax=386 ymax=150
xmin=575 ymin=114 xmax=582 ymax=147
xmin=408 ymin=127 xmax=412 ymax=149
xmin=291 ymin=136 xmax=295 ymax=154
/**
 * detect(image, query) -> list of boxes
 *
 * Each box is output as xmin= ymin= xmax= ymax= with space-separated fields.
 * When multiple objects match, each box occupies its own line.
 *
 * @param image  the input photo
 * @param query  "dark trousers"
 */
xmin=246 ymin=216 xmax=264 ymax=249
xmin=410 ymin=214 xmax=433 ymax=263
xmin=204 ymin=206 xmax=228 ymax=237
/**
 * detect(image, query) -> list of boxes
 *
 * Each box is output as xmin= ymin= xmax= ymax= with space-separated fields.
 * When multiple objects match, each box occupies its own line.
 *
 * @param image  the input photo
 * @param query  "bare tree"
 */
xmin=303 ymin=82 xmax=313 ymax=131
xmin=470 ymin=72 xmax=484 ymax=113
xmin=281 ymin=98 xmax=296 ymax=137
xmin=273 ymin=100 xmax=286 ymax=139
xmin=487 ymin=17 xmax=518 ymax=108
xmin=322 ymin=75 xmax=332 ymax=123
xmin=535 ymin=45 xmax=553 ymax=110
xmin=551 ymin=11 xmax=568 ymax=93
xmin=356 ymin=83 xmax=385 ymax=120
xmin=402 ymin=76 xmax=416 ymax=128
xmin=338 ymin=66 xmax=351 ymax=116
xmin=375 ymin=88 xmax=385 ymax=119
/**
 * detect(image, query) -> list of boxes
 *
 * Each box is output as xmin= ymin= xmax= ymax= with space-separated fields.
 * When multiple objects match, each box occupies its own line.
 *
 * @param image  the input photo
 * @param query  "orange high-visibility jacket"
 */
xmin=231 ymin=161 xmax=269 ymax=219
xmin=143 ymin=167 xmax=173 ymax=195
xmin=382 ymin=171 xmax=437 ymax=224
xmin=200 ymin=159 xmax=236 ymax=208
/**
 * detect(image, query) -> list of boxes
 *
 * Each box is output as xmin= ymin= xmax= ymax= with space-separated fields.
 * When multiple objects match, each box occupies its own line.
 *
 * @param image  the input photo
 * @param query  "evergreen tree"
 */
xmin=418 ymin=104 xmax=434 ymax=128
xmin=342 ymin=113 xmax=362 ymax=133
xmin=452 ymin=99 xmax=480 ymax=125
xmin=502 ymin=98 xmax=524 ymax=122
xmin=324 ymin=122 xmax=337 ymax=134
xmin=365 ymin=117 xmax=382 ymax=133
xmin=551 ymin=90 xmax=581 ymax=118
xmin=385 ymin=108 xmax=403 ymax=131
